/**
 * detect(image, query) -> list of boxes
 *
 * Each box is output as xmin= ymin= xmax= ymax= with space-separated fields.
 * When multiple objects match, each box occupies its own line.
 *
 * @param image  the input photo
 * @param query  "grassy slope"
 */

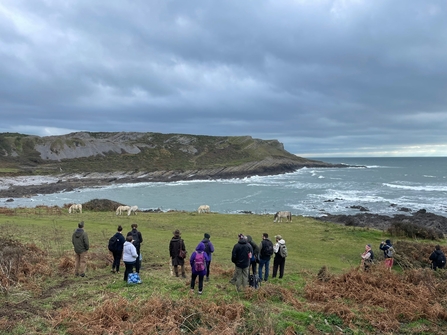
xmin=4 ymin=209 xmax=443 ymax=334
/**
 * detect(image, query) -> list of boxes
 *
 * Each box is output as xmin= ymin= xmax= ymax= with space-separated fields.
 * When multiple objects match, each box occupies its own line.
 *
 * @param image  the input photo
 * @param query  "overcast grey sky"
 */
xmin=1 ymin=0 xmax=446 ymax=157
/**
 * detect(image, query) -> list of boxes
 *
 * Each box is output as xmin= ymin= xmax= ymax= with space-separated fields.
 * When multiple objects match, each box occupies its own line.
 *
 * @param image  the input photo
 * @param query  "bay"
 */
xmin=2 ymin=157 xmax=447 ymax=217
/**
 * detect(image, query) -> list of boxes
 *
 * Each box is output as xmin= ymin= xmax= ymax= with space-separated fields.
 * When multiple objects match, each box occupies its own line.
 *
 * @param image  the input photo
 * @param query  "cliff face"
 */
xmin=0 ymin=131 xmax=335 ymax=177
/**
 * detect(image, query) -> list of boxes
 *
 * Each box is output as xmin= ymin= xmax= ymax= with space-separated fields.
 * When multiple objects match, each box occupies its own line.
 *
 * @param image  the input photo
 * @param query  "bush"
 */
xmin=388 ymin=221 xmax=444 ymax=240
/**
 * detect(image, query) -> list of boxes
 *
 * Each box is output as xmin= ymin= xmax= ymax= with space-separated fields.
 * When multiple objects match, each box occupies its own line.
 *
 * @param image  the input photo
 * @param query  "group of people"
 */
xmin=360 ymin=239 xmax=446 ymax=272
xmin=230 ymin=233 xmax=287 ymax=292
xmin=72 ymin=222 xmax=287 ymax=293
xmin=71 ymin=221 xmax=144 ymax=282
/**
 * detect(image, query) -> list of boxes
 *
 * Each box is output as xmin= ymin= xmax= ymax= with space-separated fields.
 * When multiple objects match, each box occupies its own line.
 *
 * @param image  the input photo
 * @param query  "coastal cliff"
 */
xmin=0 ymin=131 xmax=343 ymax=197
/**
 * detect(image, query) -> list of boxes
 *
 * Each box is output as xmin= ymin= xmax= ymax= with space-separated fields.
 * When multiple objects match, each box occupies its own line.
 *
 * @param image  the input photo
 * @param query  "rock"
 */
xmin=6 ymin=198 xmax=13 ymax=202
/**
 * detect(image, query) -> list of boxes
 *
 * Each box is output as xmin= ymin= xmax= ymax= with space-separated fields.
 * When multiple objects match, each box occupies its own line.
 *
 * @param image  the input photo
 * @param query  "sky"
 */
xmin=1 ymin=0 xmax=446 ymax=158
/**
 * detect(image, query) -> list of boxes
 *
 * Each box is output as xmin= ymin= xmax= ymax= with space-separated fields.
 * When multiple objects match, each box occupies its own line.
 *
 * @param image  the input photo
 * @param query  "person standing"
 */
xmin=72 ymin=221 xmax=89 ymax=277
xmin=361 ymin=244 xmax=374 ymax=271
xmin=202 ymin=233 xmax=215 ymax=282
xmin=258 ymin=233 xmax=274 ymax=282
xmin=272 ymin=235 xmax=287 ymax=279
xmin=127 ymin=223 xmax=143 ymax=273
xmin=123 ymin=235 xmax=138 ymax=282
xmin=190 ymin=242 xmax=210 ymax=294
xmin=379 ymin=239 xmax=394 ymax=270
xmin=429 ymin=245 xmax=446 ymax=271
xmin=246 ymin=235 xmax=260 ymax=276
xmin=231 ymin=234 xmax=252 ymax=291
xmin=169 ymin=229 xmax=187 ymax=278
xmin=110 ymin=225 xmax=126 ymax=273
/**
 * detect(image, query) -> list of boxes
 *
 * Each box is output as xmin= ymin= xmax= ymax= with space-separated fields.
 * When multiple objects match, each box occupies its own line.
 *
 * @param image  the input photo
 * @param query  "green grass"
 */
xmin=0 ymin=209 xmax=444 ymax=334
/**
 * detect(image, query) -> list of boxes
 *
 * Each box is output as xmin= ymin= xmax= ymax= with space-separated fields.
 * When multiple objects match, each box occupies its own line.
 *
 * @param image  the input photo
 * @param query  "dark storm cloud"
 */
xmin=1 ymin=0 xmax=446 ymax=156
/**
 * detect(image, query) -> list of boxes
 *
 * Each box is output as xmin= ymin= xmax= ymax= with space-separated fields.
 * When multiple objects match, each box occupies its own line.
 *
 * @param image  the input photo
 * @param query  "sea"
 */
xmin=2 ymin=157 xmax=447 ymax=218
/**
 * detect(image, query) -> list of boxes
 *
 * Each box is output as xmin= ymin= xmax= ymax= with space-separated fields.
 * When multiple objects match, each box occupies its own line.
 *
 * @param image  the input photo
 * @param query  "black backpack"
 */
xmin=261 ymin=240 xmax=274 ymax=258
xmin=438 ymin=252 xmax=446 ymax=268
xmin=130 ymin=230 xmax=140 ymax=247
xmin=108 ymin=235 xmax=118 ymax=252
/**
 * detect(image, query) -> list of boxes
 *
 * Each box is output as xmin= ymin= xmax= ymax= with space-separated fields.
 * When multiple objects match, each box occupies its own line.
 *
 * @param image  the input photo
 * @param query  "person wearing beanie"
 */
xmin=189 ymin=242 xmax=210 ymax=294
xmin=169 ymin=229 xmax=187 ymax=278
xmin=72 ymin=221 xmax=89 ymax=277
xmin=231 ymin=234 xmax=253 ymax=291
xmin=201 ymin=233 xmax=215 ymax=282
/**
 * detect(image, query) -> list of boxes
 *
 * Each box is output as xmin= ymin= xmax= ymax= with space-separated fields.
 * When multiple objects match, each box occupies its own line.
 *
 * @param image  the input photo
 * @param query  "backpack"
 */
xmin=386 ymin=246 xmax=394 ymax=258
xmin=279 ymin=244 xmax=288 ymax=258
xmin=249 ymin=274 xmax=261 ymax=289
xmin=131 ymin=230 xmax=140 ymax=247
xmin=194 ymin=252 xmax=206 ymax=272
xmin=261 ymin=240 xmax=274 ymax=258
xmin=203 ymin=240 xmax=211 ymax=254
xmin=127 ymin=272 xmax=142 ymax=285
xmin=438 ymin=252 xmax=446 ymax=268
xmin=108 ymin=235 xmax=118 ymax=252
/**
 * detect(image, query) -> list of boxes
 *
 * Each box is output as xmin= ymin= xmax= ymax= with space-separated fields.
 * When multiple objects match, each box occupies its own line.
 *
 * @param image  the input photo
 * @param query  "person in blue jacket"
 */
xmin=190 ymin=242 xmax=210 ymax=295
xmin=201 ymin=233 xmax=215 ymax=282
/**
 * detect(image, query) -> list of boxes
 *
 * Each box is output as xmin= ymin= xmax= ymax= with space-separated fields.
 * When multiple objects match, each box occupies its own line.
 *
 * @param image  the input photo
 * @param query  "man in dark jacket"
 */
xmin=231 ymin=234 xmax=252 ymax=291
xmin=127 ymin=223 xmax=143 ymax=273
xmin=72 ymin=221 xmax=89 ymax=277
xmin=258 ymin=233 xmax=273 ymax=282
xmin=429 ymin=245 xmax=446 ymax=271
xmin=169 ymin=229 xmax=187 ymax=278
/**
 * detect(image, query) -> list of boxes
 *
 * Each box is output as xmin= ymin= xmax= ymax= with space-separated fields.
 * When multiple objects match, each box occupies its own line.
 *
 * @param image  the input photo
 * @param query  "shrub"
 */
xmin=388 ymin=221 xmax=444 ymax=240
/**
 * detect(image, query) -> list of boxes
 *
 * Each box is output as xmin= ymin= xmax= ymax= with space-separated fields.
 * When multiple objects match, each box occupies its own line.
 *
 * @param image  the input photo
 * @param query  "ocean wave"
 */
xmin=383 ymin=183 xmax=447 ymax=192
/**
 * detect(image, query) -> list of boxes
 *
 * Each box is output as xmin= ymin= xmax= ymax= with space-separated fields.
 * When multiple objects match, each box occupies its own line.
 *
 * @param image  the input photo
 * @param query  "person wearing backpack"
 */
xmin=201 ymin=233 xmax=214 ymax=282
xmin=246 ymin=235 xmax=260 ymax=276
xmin=272 ymin=235 xmax=287 ymax=279
xmin=379 ymin=239 xmax=394 ymax=271
xmin=189 ymin=242 xmax=210 ymax=294
xmin=258 ymin=233 xmax=274 ymax=282
xmin=109 ymin=225 xmax=125 ymax=274
xmin=127 ymin=224 xmax=143 ymax=274
xmin=361 ymin=244 xmax=374 ymax=271
xmin=429 ymin=245 xmax=446 ymax=271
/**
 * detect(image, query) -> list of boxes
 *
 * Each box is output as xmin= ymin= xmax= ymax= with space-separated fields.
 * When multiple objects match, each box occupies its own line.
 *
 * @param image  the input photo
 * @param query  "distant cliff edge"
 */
xmin=0 ymin=132 xmax=347 ymax=197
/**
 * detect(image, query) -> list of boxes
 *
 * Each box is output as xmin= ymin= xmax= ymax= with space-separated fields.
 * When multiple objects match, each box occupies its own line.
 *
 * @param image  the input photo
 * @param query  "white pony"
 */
xmin=116 ymin=205 xmax=130 ymax=215
xmin=197 ymin=205 xmax=210 ymax=214
xmin=127 ymin=205 xmax=138 ymax=216
xmin=273 ymin=211 xmax=292 ymax=223
xmin=68 ymin=204 xmax=82 ymax=214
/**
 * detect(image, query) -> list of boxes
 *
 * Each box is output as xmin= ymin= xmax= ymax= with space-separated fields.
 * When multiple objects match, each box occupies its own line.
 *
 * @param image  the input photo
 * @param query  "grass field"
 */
xmin=0 ymin=208 xmax=446 ymax=334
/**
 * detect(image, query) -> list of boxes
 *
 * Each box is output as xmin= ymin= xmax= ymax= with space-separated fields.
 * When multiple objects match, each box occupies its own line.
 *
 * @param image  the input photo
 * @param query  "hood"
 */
xmin=196 ymin=242 xmax=205 ymax=252
xmin=238 ymin=239 xmax=247 ymax=245
xmin=246 ymin=235 xmax=253 ymax=243
xmin=277 ymin=239 xmax=286 ymax=245
xmin=73 ymin=228 xmax=84 ymax=238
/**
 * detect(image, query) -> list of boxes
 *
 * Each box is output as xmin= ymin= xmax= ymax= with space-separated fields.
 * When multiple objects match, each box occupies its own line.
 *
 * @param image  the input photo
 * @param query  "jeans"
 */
xmin=258 ymin=257 xmax=270 ymax=281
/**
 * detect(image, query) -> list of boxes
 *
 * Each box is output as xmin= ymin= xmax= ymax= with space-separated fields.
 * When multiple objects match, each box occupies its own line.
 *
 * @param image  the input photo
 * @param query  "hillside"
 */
xmin=0 ymin=131 xmax=339 ymax=177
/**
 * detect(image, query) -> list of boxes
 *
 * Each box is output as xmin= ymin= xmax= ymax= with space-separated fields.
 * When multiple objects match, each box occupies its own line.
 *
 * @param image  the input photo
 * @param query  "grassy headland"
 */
xmin=0 ymin=208 xmax=446 ymax=334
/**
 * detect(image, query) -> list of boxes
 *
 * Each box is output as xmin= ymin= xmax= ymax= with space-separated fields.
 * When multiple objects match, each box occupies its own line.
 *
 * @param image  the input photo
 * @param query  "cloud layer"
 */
xmin=1 ymin=0 xmax=446 ymax=157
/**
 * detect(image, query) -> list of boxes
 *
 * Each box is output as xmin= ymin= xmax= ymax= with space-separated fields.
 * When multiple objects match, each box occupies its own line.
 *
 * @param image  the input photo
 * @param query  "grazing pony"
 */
xmin=197 ymin=205 xmax=210 ymax=214
xmin=127 ymin=205 xmax=138 ymax=216
xmin=116 ymin=205 xmax=130 ymax=215
xmin=68 ymin=204 xmax=82 ymax=214
xmin=273 ymin=211 xmax=292 ymax=223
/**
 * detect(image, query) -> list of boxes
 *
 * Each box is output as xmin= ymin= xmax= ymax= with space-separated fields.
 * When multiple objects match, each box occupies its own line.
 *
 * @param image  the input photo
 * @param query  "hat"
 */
xmin=204 ymin=233 xmax=210 ymax=239
xmin=173 ymin=229 xmax=181 ymax=237
xmin=385 ymin=239 xmax=391 ymax=244
xmin=275 ymin=235 xmax=282 ymax=240
xmin=238 ymin=233 xmax=245 ymax=240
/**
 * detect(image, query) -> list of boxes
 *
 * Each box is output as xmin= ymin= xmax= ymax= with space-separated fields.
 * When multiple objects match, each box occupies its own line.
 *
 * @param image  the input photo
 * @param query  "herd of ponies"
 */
xmin=67 ymin=203 xmax=292 ymax=222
